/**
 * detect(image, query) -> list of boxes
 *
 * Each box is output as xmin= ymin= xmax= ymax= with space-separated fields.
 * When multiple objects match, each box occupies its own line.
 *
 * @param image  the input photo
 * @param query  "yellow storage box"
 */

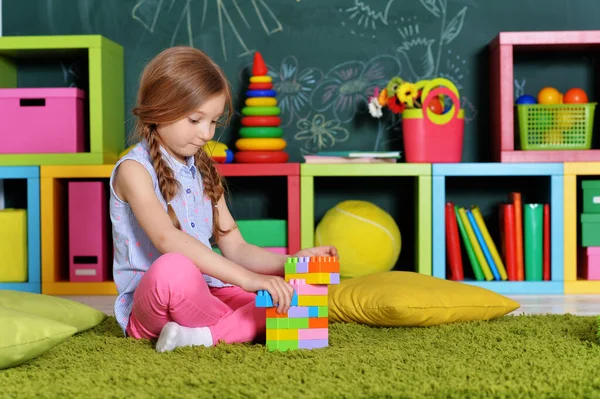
xmin=0 ymin=209 xmax=27 ymax=282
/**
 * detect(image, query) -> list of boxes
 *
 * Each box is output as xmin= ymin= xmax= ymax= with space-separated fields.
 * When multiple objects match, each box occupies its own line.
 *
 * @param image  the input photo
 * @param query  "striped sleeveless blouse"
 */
xmin=109 ymin=140 xmax=231 ymax=336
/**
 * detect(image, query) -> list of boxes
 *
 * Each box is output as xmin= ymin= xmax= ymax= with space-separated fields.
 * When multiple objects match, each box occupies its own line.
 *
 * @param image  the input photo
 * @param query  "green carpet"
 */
xmin=2 ymin=314 xmax=600 ymax=398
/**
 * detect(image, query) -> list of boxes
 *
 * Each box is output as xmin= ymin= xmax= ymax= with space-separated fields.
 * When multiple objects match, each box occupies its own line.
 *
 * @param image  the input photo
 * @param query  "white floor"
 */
xmin=60 ymin=295 xmax=600 ymax=317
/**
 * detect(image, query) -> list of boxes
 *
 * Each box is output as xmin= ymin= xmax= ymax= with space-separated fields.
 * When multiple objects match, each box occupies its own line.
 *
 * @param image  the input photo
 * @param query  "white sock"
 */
xmin=155 ymin=321 xmax=214 ymax=353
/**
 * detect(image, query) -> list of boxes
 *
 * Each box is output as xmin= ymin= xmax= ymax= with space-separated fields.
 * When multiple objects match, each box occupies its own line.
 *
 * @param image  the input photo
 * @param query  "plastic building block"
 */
xmin=266 ymin=329 xmax=298 ymax=341
xmin=299 ymin=328 xmax=328 ymax=340
xmin=266 ymin=340 xmax=298 ymax=351
xmin=288 ymin=307 xmax=308 ymax=318
xmin=298 ymin=339 xmax=328 ymax=349
xmin=309 ymin=318 xmax=328 ymax=329
xmin=288 ymin=279 xmax=328 ymax=295
xmin=285 ymin=272 xmax=339 ymax=284
xmin=255 ymin=290 xmax=274 ymax=307
xmin=298 ymin=295 xmax=328 ymax=307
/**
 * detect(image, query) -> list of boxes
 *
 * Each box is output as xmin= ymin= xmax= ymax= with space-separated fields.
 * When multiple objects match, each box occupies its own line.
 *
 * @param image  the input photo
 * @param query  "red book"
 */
xmin=500 ymin=203 xmax=517 ymax=281
xmin=543 ymin=204 xmax=551 ymax=281
xmin=509 ymin=192 xmax=524 ymax=281
xmin=445 ymin=202 xmax=464 ymax=280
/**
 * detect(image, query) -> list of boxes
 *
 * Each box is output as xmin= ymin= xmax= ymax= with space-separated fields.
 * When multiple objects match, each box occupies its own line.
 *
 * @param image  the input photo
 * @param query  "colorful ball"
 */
xmin=515 ymin=94 xmax=537 ymax=105
xmin=538 ymin=87 xmax=562 ymax=104
xmin=202 ymin=141 xmax=233 ymax=163
xmin=563 ymin=88 xmax=588 ymax=104
xmin=315 ymin=200 xmax=401 ymax=280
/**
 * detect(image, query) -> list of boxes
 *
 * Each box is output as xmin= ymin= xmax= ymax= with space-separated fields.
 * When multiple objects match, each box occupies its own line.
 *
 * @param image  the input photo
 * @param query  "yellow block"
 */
xmin=266 ymin=328 xmax=298 ymax=341
xmin=245 ymin=97 xmax=277 ymax=107
xmin=235 ymin=138 xmax=287 ymax=151
xmin=298 ymin=295 xmax=328 ymax=306
xmin=250 ymin=76 xmax=272 ymax=83
xmin=285 ymin=273 xmax=333 ymax=284
xmin=0 ymin=209 xmax=27 ymax=282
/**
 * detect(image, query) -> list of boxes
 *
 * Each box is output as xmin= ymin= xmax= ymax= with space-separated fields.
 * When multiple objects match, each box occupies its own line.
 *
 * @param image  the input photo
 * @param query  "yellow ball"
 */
xmin=315 ymin=200 xmax=401 ymax=280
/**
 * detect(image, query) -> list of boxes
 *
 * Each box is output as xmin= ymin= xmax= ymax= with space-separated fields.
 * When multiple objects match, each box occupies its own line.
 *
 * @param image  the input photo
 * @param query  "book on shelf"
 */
xmin=303 ymin=150 xmax=402 ymax=164
xmin=446 ymin=195 xmax=551 ymax=282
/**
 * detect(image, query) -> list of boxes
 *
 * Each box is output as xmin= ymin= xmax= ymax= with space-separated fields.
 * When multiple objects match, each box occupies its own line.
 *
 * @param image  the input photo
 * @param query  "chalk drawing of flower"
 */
xmin=294 ymin=113 xmax=350 ymax=154
xmin=310 ymin=55 xmax=401 ymax=123
xmin=266 ymin=56 xmax=324 ymax=128
xmin=396 ymin=36 xmax=435 ymax=81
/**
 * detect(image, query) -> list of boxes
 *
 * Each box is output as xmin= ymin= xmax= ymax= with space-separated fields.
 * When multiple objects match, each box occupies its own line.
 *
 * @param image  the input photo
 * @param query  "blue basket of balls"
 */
xmin=515 ymin=87 xmax=596 ymax=150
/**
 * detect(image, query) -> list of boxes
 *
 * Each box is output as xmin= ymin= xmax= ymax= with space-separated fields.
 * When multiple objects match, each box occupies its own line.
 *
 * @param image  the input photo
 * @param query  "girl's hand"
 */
xmin=292 ymin=245 xmax=338 ymax=259
xmin=241 ymin=273 xmax=294 ymax=314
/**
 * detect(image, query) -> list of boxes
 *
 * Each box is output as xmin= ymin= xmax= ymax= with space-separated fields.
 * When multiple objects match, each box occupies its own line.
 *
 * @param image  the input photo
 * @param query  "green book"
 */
xmin=524 ymin=204 xmax=544 ymax=281
xmin=454 ymin=205 xmax=484 ymax=281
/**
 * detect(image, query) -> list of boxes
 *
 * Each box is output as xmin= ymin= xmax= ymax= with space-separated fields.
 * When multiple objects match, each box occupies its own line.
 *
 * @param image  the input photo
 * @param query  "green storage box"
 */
xmin=581 ymin=213 xmax=600 ymax=246
xmin=237 ymin=219 xmax=287 ymax=247
xmin=582 ymin=180 xmax=600 ymax=214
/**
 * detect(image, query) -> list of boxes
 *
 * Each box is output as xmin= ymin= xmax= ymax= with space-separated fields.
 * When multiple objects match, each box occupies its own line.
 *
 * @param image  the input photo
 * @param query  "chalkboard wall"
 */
xmin=4 ymin=0 xmax=600 ymax=270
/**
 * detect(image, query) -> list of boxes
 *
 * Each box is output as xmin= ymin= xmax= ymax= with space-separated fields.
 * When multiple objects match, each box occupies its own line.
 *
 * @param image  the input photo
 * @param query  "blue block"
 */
xmin=246 ymin=89 xmax=277 ymax=98
xmin=255 ymin=290 xmax=298 ymax=307
xmin=255 ymin=290 xmax=273 ymax=307
xmin=308 ymin=306 xmax=319 ymax=317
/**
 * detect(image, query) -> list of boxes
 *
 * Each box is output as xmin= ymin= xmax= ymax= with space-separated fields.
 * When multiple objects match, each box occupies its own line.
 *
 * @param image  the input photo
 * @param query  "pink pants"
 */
xmin=125 ymin=252 xmax=266 ymax=345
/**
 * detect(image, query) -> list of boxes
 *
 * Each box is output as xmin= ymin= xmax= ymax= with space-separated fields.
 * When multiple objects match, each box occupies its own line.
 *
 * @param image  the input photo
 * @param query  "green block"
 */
xmin=266 ymin=340 xmax=298 ymax=351
xmin=236 ymin=219 xmax=287 ymax=247
xmin=0 ymin=35 xmax=124 ymax=166
xmin=582 ymin=180 xmax=600 ymax=214
xmin=285 ymin=261 xmax=297 ymax=274
xmin=581 ymin=214 xmax=600 ymax=246
xmin=266 ymin=318 xmax=289 ymax=329
xmin=288 ymin=318 xmax=309 ymax=329
xmin=318 ymin=306 xmax=329 ymax=318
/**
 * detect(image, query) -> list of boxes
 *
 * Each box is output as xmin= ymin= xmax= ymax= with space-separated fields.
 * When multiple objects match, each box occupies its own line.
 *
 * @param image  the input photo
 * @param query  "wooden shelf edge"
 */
xmin=500 ymin=150 xmax=600 ymax=163
xmin=564 ymin=280 xmax=600 ymax=294
xmin=40 ymin=164 xmax=115 ymax=178
xmin=42 ymin=282 xmax=117 ymax=296
xmin=496 ymin=30 xmax=600 ymax=46
xmin=0 ymin=282 xmax=41 ymax=293
xmin=461 ymin=280 xmax=563 ymax=295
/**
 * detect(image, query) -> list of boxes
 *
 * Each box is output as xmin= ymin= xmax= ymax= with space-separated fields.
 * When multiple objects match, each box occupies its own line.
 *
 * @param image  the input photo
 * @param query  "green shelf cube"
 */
xmin=581 ymin=213 xmax=600 ymax=246
xmin=0 ymin=35 xmax=124 ymax=165
xmin=582 ymin=180 xmax=600 ymax=214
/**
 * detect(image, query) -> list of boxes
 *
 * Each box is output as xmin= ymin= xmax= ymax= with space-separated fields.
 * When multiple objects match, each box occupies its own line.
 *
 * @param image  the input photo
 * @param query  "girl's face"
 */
xmin=156 ymin=92 xmax=227 ymax=164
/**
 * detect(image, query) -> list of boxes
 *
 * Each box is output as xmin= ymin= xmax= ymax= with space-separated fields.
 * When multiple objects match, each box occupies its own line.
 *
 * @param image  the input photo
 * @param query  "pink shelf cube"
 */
xmin=580 ymin=247 xmax=600 ymax=280
xmin=490 ymin=30 xmax=600 ymax=162
xmin=0 ymin=87 xmax=85 ymax=154
xmin=68 ymin=181 xmax=108 ymax=282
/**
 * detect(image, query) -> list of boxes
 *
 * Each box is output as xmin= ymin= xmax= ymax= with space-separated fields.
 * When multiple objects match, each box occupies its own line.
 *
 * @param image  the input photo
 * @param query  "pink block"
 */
xmin=68 ymin=181 xmax=108 ymax=282
xmin=582 ymin=247 xmax=600 ymax=280
xmin=298 ymin=339 xmax=328 ymax=349
xmin=0 ymin=88 xmax=85 ymax=154
xmin=264 ymin=247 xmax=287 ymax=255
xmin=288 ymin=279 xmax=328 ymax=295
xmin=299 ymin=328 xmax=328 ymax=340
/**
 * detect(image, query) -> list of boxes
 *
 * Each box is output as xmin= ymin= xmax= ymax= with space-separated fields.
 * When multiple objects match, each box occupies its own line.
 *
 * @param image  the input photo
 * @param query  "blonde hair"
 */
xmin=131 ymin=46 xmax=234 ymax=243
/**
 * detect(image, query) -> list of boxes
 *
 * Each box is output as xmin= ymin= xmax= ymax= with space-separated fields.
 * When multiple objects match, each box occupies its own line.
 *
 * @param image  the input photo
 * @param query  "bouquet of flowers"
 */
xmin=368 ymin=77 xmax=445 ymax=118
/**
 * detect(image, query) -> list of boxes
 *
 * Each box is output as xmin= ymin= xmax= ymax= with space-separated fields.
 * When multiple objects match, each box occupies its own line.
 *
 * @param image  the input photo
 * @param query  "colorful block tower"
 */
xmin=234 ymin=52 xmax=289 ymax=164
xmin=255 ymin=255 xmax=340 ymax=351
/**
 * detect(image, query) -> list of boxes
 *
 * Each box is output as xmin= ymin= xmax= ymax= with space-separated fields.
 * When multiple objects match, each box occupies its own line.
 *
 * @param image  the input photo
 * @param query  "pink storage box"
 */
xmin=580 ymin=247 xmax=600 ymax=280
xmin=0 ymin=87 xmax=85 ymax=154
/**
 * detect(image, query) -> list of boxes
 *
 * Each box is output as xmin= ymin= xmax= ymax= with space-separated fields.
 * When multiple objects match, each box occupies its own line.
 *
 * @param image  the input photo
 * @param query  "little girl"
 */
xmin=109 ymin=46 xmax=336 ymax=353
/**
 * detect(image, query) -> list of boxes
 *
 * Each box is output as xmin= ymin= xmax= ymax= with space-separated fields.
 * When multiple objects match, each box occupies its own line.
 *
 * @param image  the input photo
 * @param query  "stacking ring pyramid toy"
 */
xmin=234 ymin=52 xmax=289 ymax=163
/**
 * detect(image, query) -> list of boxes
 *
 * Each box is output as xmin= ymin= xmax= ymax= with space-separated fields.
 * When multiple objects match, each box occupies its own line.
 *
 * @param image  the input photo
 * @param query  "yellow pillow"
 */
xmin=328 ymin=271 xmax=520 ymax=327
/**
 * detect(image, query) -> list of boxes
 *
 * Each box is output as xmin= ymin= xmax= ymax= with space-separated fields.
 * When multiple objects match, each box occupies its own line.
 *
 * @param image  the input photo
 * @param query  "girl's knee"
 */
xmin=150 ymin=252 xmax=198 ymax=277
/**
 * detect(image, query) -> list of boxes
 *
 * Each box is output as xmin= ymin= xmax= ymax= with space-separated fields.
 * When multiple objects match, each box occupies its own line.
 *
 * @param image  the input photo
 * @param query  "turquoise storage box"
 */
xmin=582 ymin=180 xmax=600 ymax=214
xmin=581 ymin=213 xmax=600 ymax=247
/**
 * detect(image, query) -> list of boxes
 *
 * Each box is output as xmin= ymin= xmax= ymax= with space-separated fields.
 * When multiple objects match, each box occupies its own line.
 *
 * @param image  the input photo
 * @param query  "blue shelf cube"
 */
xmin=432 ymin=163 xmax=564 ymax=295
xmin=0 ymin=166 xmax=40 ymax=293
